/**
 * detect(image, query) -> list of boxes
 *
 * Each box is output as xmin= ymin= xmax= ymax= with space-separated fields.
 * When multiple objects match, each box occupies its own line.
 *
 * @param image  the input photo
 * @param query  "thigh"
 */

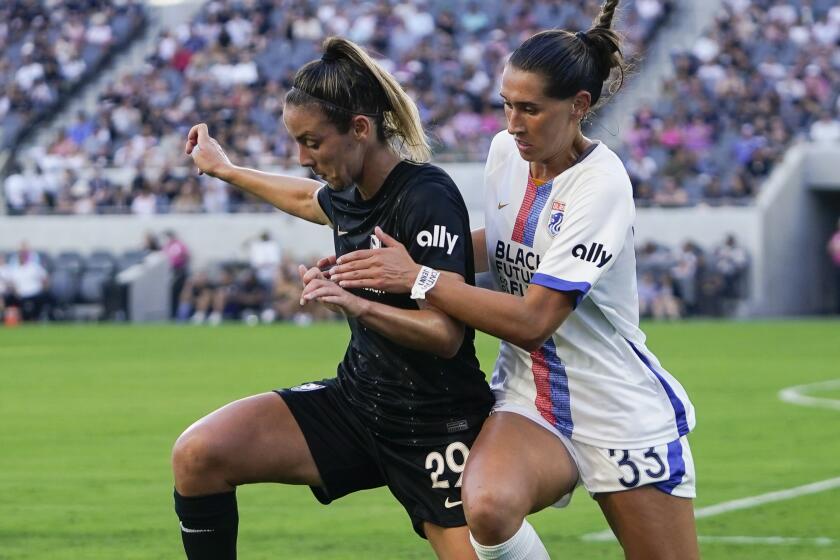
xmin=424 ymin=524 xmax=476 ymax=560
xmin=463 ymin=411 xmax=579 ymax=516
xmin=596 ymin=486 xmax=699 ymax=560
xmin=174 ymin=391 xmax=322 ymax=494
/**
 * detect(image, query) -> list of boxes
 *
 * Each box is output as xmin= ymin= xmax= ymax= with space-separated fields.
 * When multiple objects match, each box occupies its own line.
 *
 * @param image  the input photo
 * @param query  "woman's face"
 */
xmin=283 ymin=103 xmax=366 ymax=190
xmin=500 ymin=66 xmax=579 ymax=165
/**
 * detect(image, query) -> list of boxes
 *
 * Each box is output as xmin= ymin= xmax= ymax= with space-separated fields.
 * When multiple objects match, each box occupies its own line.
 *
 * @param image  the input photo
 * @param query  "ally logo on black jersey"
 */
xmin=572 ymin=242 xmax=613 ymax=268
xmin=417 ymin=225 xmax=459 ymax=255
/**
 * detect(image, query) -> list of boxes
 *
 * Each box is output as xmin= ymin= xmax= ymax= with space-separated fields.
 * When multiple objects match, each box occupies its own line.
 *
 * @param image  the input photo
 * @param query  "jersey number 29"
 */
xmin=425 ymin=442 xmax=469 ymax=489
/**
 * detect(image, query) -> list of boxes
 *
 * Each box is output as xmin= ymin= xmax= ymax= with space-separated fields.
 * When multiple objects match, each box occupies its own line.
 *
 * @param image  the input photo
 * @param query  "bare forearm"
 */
xmin=425 ymin=276 xmax=568 ymax=352
xmin=472 ymin=228 xmax=488 ymax=273
xmin=224 ymin=166 xmax=328 ymax=225
xmin=358 ymin=301 xmax=464 ymax=358
xmin=425 ymin=279 xmax=529 ymax=347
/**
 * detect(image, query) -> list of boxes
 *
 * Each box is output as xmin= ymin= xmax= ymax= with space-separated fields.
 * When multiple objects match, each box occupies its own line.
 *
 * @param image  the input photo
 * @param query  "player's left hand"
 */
xmin=329 ymin=227 xmax=420 ymax=293
xmin=301 ymin=278 xmax=368 ymax=318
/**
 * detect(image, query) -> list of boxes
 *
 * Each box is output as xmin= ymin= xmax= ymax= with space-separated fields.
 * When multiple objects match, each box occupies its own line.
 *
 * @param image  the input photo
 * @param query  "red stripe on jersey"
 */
xmin=531 ymin=347 xmax=556 ymax=426
xmin=511 ymin=176 xmax=541 ymax=244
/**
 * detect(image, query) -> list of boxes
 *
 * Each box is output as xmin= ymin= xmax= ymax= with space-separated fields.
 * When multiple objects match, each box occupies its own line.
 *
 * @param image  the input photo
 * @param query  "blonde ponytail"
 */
xmin=287 ymin=37 xmax=431 ymax=162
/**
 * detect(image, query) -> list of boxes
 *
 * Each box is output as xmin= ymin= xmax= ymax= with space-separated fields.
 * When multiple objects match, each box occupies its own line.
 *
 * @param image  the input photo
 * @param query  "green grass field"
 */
xmin=2 ymin=320 xmax=839 ymax=559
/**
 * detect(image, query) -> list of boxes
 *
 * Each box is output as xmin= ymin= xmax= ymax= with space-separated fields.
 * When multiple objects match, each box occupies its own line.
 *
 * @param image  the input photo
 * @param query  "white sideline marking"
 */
xmin=692 ymin=476 xmax=840 ymax=518
xmin=778 ymin=379 xmax=840 ymax=411
xmin=698 ymin=536 xmax=834 ymax=546
xmin=583 ymin=380 xmax=840 ymax=545
xmin=581 ymin=476 xmax=840 ymax=543
xmin=583 ymin=534 xmax=836 ymax=546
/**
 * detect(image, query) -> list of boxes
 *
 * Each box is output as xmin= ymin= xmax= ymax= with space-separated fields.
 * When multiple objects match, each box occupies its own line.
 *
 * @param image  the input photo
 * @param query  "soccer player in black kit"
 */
xmin=173 ymin=37 xmax=493 ymax=559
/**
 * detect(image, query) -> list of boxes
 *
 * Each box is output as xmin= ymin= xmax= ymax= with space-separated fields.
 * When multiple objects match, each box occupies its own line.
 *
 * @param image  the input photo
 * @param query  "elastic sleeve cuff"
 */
xmin=530 ymin=273 xmax=591 ymax=308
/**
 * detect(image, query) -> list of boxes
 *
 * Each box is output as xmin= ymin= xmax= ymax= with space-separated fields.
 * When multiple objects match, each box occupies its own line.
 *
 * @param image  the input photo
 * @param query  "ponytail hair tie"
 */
xmin=575 ymin=31 xmax=591 ymax=46
xmin=321 ymin=51 xmax=340 ymax=63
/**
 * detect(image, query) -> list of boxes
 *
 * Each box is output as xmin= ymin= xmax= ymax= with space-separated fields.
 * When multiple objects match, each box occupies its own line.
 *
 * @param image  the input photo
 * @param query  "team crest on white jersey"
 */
xmin=548 ymin=200 xmax=566 ymax=237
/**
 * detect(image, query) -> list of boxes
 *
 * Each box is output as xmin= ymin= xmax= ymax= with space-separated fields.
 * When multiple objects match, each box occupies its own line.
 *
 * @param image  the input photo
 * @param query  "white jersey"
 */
xmin=484 ymin=131 xmax=695 ymax=448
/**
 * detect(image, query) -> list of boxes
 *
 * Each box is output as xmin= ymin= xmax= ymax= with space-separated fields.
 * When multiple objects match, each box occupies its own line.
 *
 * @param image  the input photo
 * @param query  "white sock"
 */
xmin=470 ymin=519 xmax=550 ymax=560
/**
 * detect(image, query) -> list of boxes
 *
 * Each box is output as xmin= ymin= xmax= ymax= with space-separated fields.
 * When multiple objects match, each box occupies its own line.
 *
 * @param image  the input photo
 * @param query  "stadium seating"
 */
xmin=618 ymin=0 xmax=840 ymax=206
xmin=4 ymin=0 xmax=674 ymax=215
xmin=0 ymin=0 xmax=147 ymax=150
xmin=1 ymin=235 xmax=747 ymax=323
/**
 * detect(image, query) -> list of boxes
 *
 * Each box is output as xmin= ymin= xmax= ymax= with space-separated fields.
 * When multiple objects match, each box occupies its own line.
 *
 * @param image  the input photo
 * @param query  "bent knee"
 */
xmin=463 ymin=485 xmax=529 ymax=543
xmin=172 ymin=429 xmax=227 ymax=486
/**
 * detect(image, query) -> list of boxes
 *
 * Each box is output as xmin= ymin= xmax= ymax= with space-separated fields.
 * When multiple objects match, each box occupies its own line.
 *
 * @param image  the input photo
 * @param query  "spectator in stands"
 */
xmin=219 ymin=268 xmax=267 ymax=324
xmin=695 ymin=252 xmax=725 ymax=317
xmin=671 ymin=241 xmax=700 ymax=315
xmin=247 ymin=231 xmax=282 ymax=289
xmin=176 ymin=270 xmax=214 ymax=323
xmin=653 ymin=176 xmax=689 ymax=207
xmin=637 ymin=271 xmax=658 ymax=318
xmin=810 ymin=110 xmax=840 ymax=143
xmin=714 ymin=234 xmax=749 ymax=301
xmin=5 ymin=242 xmax=49 ymax=321
xmin=828 ymin=218 xmax=840 ymax=314
xmin=193 ymin=267 xmax=235 ymax=326
xmin=3 ymin=163 xmax=27 ymax=215
xmin=652 ymin=275 xmax=682 ymax=320
xmin=130 ymin=186 xmax=157 ymax=216
xmin=170 ymin=177 xmax=204 ymax=213
xmin=162 ymin=230 xmax=190 ymax=317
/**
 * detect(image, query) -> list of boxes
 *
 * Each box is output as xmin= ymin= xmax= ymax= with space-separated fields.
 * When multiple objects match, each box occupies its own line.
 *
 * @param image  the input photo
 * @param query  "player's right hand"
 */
xmin=316 ymin=255 xmax=336 ymax=277
xmin=185 ymin=123 xmax=233 ymax=180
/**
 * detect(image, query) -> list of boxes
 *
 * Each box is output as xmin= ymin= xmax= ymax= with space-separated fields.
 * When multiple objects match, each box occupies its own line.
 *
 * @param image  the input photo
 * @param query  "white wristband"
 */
xmin=410 ymin=266 xmax=440 ymax=300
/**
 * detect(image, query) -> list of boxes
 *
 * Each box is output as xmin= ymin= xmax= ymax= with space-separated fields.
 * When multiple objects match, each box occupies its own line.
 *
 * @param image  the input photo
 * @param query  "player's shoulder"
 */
xmin=398 ymin=162 xmax=463 ymax=204
xmin=574 ymin=143 xmax=633 ymax=199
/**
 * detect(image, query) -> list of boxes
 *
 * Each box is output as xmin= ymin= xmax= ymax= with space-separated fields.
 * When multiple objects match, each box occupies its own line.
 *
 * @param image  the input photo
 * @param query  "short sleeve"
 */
xmin=399 ymin=175 xmax=471 ymax=278
xmin=531 ymin=171 xmax=633 ymax=304
xmin=316 ymin=186 xmax=334 ymax=226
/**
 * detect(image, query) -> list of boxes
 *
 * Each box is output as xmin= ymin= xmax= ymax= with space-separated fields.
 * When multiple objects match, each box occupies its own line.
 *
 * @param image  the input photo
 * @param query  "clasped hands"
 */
xmin=298 ymin=227 xmax=422 ymax=316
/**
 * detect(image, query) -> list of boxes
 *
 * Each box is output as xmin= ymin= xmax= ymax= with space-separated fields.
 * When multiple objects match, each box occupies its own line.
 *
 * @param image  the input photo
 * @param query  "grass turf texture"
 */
xmin=1 ymin=320 xmax=839 ymax=559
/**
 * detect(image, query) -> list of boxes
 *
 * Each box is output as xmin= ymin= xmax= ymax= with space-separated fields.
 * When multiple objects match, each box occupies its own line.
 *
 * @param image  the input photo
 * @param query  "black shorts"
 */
xmin=275 ymin=378 xmax=485 ymax=538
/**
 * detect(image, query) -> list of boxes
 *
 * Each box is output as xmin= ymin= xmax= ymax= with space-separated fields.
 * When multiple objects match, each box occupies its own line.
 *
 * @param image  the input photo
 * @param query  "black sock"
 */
xmin=174 ymin=489 xmax=238 ymax=560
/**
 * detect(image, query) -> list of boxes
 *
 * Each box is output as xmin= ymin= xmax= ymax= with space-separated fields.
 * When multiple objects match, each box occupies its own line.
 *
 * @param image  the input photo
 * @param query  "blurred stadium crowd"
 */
xmin=1 ymin=0 xmax=147 ymax=150
xmin=5 ymin=0 xmax=838 ymax=216
xmin=0 ymin=230 xmax=335 ymax=324
xmin=620 ymin=0 xmax=840 ymax=206
xmin=4 ymin=0 xmax=675 ymax=215
xmin=0 ymin=232 xmax=749 ymax=324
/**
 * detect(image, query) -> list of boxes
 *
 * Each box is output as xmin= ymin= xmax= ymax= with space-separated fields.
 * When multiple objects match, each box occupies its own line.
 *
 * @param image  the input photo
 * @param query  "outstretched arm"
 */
xmin=186 ymin=123 xmax=329 ymax=225
xmin=329 ymin=228 xmax=575 ymax=351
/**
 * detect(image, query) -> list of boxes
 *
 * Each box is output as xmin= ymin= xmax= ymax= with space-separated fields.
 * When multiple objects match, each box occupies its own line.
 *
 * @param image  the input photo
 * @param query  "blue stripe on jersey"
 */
xmin=530 ymin=274 xmax=592 ymax=308
xmin=542 ymin=338 xmax=573 ymax=437
xmin=654 ymin=439 xmax=686 ymax=495
xmin=522 ymin=182 xmax=553 ymax=247
xmin=626 ymin=339 xmax=690 ymax=437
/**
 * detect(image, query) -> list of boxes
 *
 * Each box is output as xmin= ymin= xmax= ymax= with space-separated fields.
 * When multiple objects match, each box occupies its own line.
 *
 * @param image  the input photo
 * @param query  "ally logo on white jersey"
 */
xmin=417 ymin=225 xmax=459 ymax=255
xmin=572 ymin=241 xmax=613 ymax=268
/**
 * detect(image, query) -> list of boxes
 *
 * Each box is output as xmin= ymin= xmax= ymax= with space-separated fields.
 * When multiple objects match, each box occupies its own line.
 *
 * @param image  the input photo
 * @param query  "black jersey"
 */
xmin=317 ymin=161 xmax=493 ymax=444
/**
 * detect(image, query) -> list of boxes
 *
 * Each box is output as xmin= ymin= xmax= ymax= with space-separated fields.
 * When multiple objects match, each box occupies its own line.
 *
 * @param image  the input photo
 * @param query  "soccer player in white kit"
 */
xmin=324 ymin=1 xmax=700 ymax=558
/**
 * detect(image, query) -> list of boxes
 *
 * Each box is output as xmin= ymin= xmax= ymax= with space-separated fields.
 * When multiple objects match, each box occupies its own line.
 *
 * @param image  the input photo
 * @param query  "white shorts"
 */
xmin=493 ymin=401 xmax=696 ymax=506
